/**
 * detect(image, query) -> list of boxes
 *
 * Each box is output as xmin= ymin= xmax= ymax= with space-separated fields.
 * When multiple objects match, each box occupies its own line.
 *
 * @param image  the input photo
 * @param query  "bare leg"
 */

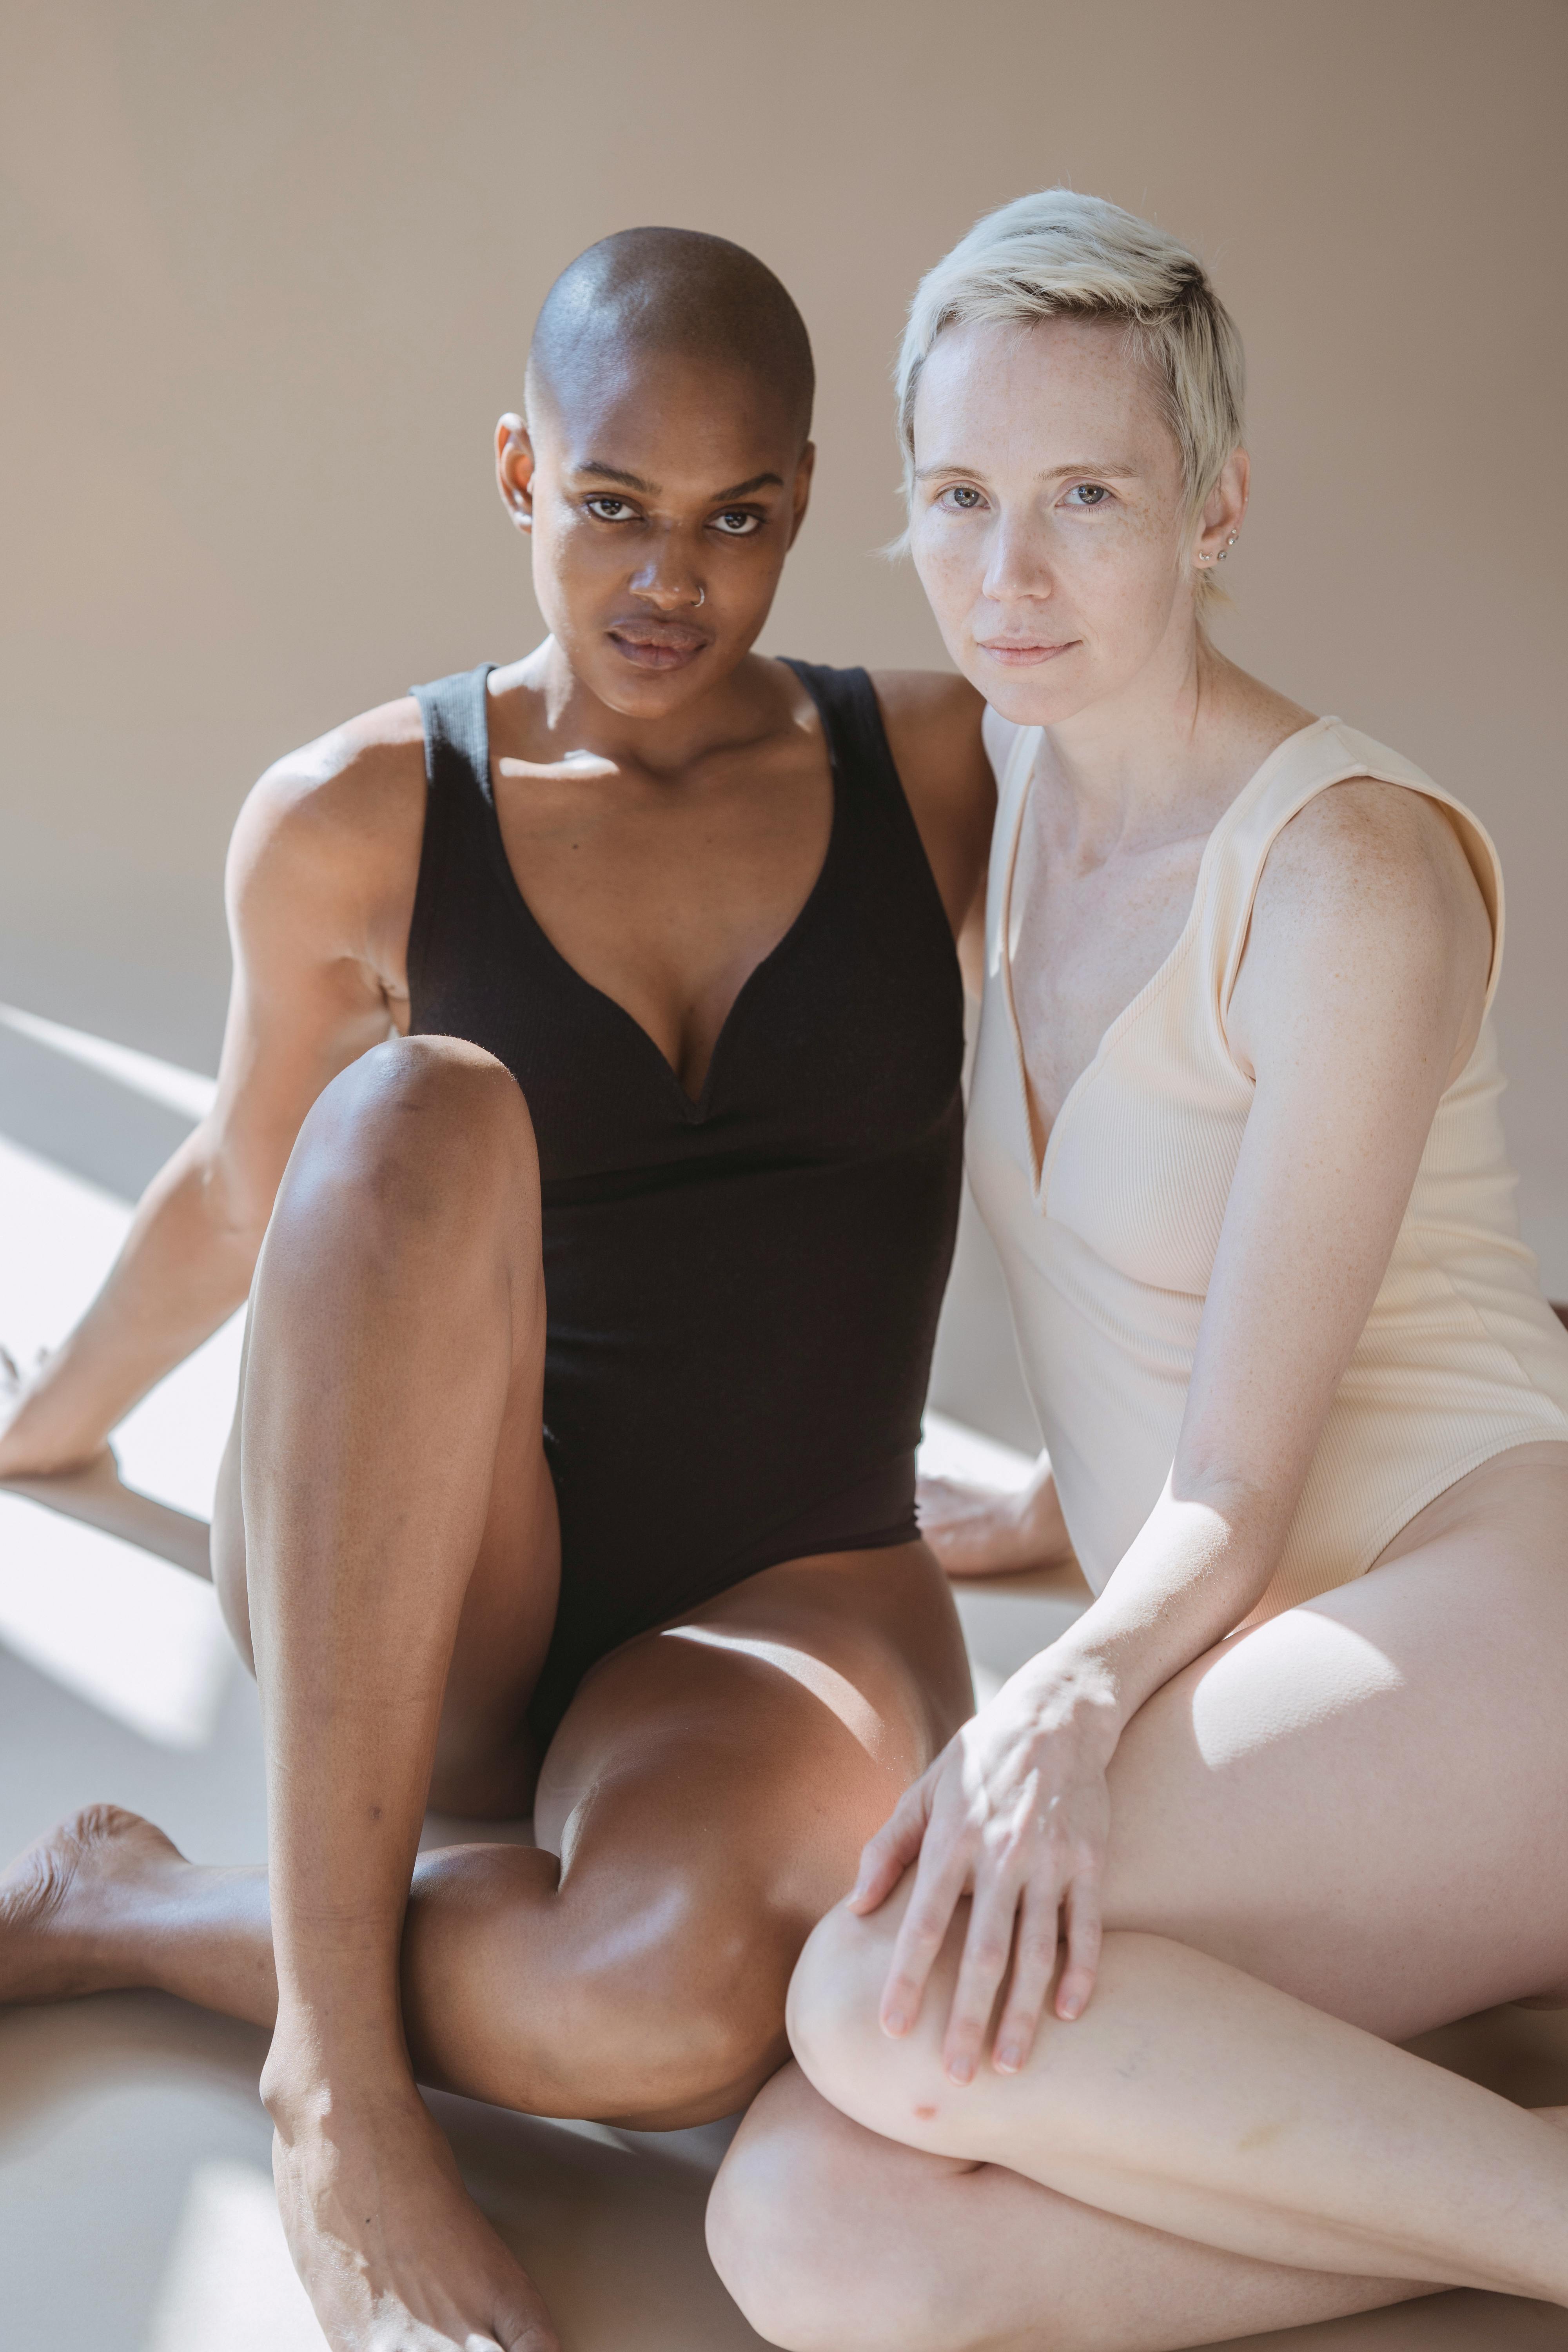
xmin=725 ymin=1450 xmax=1568 ymax=2347
xmin=0 ymin=1540 xmax=970 ymax=2108
xmin=711 ymin=2064 xmax=1441 ymax=2352
xmin=789 ymin=1889 xmax=1568 ymax=2299
xmin=0 ymin=1008 xmax=973 ymax=2345
xmin=225 ymin=1035 xmax=564 ymax=2350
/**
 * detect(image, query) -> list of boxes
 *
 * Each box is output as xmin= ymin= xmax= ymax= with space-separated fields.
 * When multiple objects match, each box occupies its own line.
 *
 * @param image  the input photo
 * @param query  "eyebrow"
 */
xmin=913 ymin=458 xmax=1140 ymax=483
xmin=574 ymin=462 xmax=785 ymax=501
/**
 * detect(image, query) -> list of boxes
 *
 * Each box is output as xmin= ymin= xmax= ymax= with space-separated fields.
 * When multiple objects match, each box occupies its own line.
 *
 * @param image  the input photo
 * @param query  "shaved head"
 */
xmin=525 ymin=226 xmax=815 ymax=448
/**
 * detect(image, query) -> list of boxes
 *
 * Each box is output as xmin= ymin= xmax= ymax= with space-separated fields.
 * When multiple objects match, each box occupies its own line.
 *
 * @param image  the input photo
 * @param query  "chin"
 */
xmin=974 ymin=661 xmax=1094 ymax=731
xmin=583 ymin=653 xmax=715 ymax=717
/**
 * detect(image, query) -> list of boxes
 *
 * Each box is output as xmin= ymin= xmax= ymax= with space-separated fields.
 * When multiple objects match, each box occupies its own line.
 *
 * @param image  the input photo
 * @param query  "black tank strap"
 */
xmin=781 ymin=659 xmax=906 ymax=808
xmin=412 ymin=662 xmax=494 ymax=805
xmin=407 ymin=664 xmax=497 ymax=1002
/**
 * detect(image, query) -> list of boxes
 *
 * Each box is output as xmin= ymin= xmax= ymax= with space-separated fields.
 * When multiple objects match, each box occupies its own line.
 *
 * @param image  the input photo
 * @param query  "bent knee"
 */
xmin=316 ymin=1034 xmax=529 ymax=1162
xmin=710 ymin=2142 xmax=885 ymax=2351
xmin=279 ymin=1036 xmax=535 ymax=1244
xmin=788 ymin=1893 xmax=1036 ymax=2160
xmin=709 ymin=2074 xmax=970 ymax=2352
xmin=573 ymin=1890 xmax=799 ymax=2127
xmin=786 ymin=1895 xmax=907 ymax=2130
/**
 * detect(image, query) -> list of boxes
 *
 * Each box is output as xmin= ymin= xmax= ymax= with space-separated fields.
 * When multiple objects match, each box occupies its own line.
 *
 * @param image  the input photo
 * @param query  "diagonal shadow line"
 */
xmin=1 ymin=1454 xmax=212 ymax=1580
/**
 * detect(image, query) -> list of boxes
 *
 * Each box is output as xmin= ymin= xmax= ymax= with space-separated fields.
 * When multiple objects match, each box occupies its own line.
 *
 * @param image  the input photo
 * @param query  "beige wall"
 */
xmin=3 ymin=0 xmax=1565 ymax=1288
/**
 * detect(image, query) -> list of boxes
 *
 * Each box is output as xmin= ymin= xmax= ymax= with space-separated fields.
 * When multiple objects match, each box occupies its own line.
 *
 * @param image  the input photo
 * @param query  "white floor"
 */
xmin=2 ymin=1014 xmax=1566 ymax=2350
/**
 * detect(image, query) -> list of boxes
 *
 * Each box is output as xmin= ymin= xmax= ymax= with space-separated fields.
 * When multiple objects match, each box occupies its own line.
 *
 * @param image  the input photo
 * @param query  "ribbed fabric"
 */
xmin=968 ymin=716 xmax=1568 ymax=1621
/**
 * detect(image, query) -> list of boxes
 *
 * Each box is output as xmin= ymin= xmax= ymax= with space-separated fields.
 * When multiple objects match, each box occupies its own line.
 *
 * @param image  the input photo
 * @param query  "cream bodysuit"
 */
xmin=967 ymin=714 xmax=1568 ymax=1621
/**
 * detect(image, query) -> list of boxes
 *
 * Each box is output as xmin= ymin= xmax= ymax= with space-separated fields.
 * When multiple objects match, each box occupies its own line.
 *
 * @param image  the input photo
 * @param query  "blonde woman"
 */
xmin=711 ymin=193 xmax=1568 ymax=2349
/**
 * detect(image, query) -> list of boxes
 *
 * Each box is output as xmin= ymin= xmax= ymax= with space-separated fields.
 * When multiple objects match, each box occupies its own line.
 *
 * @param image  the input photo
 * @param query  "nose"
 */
xmin=980 ymin=511 xmax=1055 ymax=606
xmin=629 ymin=530 xmax=704 ymax=611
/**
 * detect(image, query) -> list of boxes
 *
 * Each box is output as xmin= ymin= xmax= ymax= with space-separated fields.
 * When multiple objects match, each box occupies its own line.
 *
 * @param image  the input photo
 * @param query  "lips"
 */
xmin=606 ymin=617 xmax=713 ymax=671
xmin=976 ymin=639 xmax=1078 ymax=665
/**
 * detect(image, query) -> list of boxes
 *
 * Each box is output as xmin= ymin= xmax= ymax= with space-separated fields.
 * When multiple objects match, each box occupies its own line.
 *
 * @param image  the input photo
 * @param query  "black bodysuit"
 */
xmin=408 ymin=661 xmax=964 ymax=1742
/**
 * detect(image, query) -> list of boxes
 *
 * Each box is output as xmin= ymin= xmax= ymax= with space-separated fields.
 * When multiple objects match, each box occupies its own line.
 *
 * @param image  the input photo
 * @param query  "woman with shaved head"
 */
xmin=0 ymin=227 xmax=994 ymax=2349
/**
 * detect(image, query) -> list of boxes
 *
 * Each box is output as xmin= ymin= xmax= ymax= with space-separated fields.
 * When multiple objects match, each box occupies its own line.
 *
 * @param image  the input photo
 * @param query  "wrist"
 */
xmin=1007 ymin=1643 xmax=1125 ymax=1756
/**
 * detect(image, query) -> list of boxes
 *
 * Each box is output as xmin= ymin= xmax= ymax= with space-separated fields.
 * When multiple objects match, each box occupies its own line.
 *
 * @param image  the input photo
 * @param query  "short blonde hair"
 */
xmin=897 ymin=189 xmax=1245 ymax=545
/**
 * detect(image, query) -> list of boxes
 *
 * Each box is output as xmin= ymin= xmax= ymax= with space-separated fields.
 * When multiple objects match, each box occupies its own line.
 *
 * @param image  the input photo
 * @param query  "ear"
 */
xmin=1193 ymin=446 xmax=1249 ymax=571
xmin=495 ymin=414 xmax=537 ymax=535
xmin=785 ymin=441 xmax=817 ymax=551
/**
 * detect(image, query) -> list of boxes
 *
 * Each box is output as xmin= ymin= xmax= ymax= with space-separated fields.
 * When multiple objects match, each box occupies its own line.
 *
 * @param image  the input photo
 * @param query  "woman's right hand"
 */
xmin=916 ymin=1459 xmax=1075 ymax=1580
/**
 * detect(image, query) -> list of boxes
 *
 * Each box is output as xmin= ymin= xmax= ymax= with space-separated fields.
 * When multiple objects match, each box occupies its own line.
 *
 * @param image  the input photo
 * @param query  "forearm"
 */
xmin=1018 ymin=1476 xmax=1287 ymax=1733
xmin=2 ymin=1128 xmax=263 ymax=1471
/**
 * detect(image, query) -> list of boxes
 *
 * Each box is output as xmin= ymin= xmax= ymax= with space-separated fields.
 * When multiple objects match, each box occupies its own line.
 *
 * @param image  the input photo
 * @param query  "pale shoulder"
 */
xmin=227 ymin=696 xmax=429 ymax=957
xmin=1256 ymin=771 xmax=1485 ymax=938
xmin=1235 ymin=769 xmax=1493 ymax=1072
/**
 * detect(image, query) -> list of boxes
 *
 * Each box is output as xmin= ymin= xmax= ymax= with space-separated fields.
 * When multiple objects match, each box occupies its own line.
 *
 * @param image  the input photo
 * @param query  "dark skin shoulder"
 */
xmin=872 ymin=669 xmax=994 ymax=989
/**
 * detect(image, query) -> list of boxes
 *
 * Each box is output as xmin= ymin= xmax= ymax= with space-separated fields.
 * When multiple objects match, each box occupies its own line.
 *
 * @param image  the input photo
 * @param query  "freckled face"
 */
xmin=514 ymin=351 xmax=811 ymax=719
xmin=907 ymin=316 xmax=1195 ymax=727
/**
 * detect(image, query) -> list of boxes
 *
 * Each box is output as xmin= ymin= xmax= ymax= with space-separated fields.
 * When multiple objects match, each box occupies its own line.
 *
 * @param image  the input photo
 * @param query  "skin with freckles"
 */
xmin=710 ymin=309 xmax=1568 ymax=2352
xmin=0 ymin=246 xmax=990 ymax=2352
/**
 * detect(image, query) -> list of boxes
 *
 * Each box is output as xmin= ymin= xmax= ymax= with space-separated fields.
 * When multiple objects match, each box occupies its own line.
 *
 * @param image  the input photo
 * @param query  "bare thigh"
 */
xmin=535 ymin=1534 xmax=972 ymax=1855
xmin=1102 ymin=1444 xmax=1568 ymax=2033
xmin=401 ymin=1538 xmax=975 ymax=2125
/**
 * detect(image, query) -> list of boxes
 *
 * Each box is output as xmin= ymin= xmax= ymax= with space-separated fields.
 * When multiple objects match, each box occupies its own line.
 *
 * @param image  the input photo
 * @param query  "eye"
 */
xmin=938 ymin=484 xmax=986 ymax=511
xmin=710 ymin=508 xmax=761 ymax=536
xmin=1063 ymin=482 xmax=1111 ymax=507
xmin=584 ymin=496 xmax=637 ymax=522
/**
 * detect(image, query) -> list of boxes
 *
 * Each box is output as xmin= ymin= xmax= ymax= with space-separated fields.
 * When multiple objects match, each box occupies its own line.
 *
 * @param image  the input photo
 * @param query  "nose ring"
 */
xmin=693 ymin=586 xmax=706 ymax=607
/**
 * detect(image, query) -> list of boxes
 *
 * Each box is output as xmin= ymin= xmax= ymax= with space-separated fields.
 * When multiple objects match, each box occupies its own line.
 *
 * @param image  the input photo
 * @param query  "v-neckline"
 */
xmin=997 ymin=717 xmax=1332 ymax=1207
xmin=473 ymin=665 xmax=844 ymax=1122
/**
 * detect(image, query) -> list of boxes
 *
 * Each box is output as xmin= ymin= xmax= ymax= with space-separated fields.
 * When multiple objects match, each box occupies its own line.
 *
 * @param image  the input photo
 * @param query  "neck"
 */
xmin=1036 ymin=619 xmax=1238 ymax=851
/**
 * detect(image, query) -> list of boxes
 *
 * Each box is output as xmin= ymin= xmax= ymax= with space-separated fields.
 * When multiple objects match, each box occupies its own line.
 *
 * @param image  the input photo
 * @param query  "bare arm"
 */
xmin=0 ymin=705 xmax=426 ymax=1476
xmin=854 ymin=777 xmax=1494 ymax=2071
xmin=1044 ymin=779 xmax=1493 ymax=1710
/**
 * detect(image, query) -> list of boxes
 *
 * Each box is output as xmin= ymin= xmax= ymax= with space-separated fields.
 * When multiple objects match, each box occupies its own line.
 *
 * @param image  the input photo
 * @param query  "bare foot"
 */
xmin=268 ymin=2076 xmax=559 ymax=2351
xmin=0 ymin=1803 xmax=184 ymax=2003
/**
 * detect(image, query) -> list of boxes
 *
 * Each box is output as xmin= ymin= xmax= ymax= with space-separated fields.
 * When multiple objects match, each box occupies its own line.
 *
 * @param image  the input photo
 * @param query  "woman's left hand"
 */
xmin=847 ymin=1656 xmax=1120 ymax=2082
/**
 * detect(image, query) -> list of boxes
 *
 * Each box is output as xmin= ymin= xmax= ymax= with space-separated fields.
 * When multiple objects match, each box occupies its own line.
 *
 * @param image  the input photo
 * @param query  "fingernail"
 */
xmin=994 ymin=2043 xmax=1022 ymax=2073
xmin=1059 ymin=1996 xmax=1082 ymax=2021
xmin=883 ymin=2007 xmax=909 ymax=2036
xmin=947 ymin=2055 xmax=975 ymax=2085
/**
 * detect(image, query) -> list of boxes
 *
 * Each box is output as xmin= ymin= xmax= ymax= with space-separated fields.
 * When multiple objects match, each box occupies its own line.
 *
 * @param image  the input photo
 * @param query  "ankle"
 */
xmin=261 ymin=2025 xmax=419 ymax=2137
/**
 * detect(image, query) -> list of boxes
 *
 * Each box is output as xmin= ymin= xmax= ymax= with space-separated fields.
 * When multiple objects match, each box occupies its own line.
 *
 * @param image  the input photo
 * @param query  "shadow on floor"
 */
xmin=5 ymin=1454 xmax=211 ymax=1580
